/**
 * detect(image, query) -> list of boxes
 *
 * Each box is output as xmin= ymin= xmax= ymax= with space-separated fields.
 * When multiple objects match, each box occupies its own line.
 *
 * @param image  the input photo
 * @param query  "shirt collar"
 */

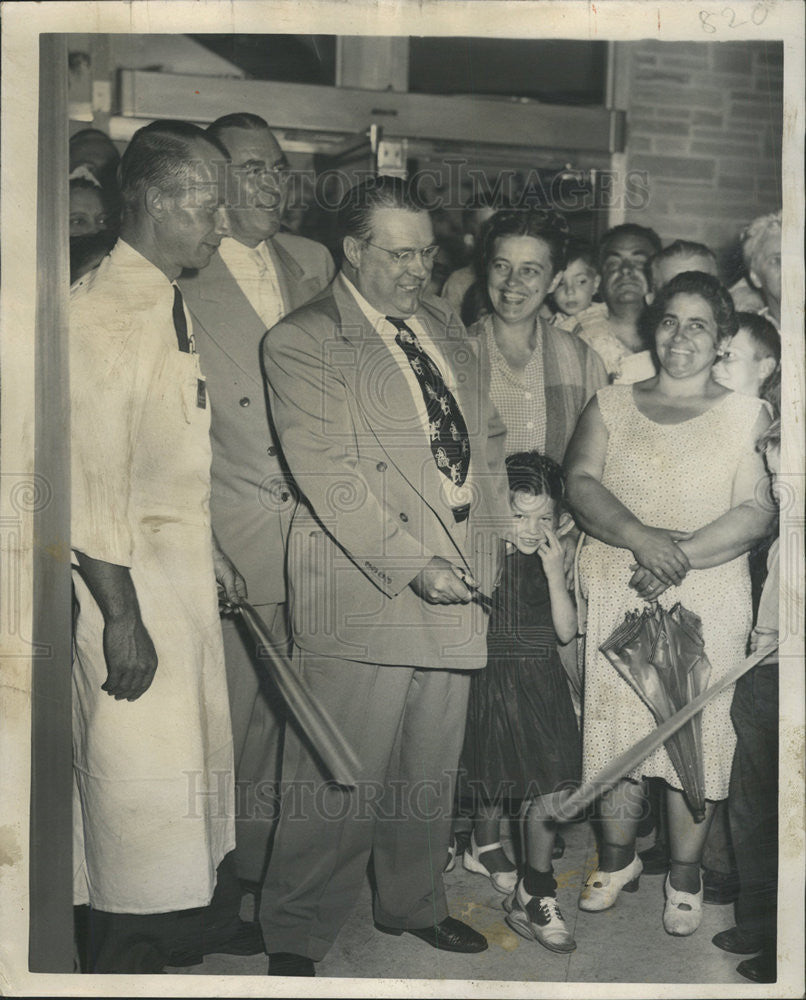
xmin=219 ymin=235 xmax=271 ymax=269
xmin=110 ymin=239 xmax=177 ymax=294
xmin=484 ymin=312 xmax=544 ymax=378
xmin=340 ymin=273 xmax=391 ymax=330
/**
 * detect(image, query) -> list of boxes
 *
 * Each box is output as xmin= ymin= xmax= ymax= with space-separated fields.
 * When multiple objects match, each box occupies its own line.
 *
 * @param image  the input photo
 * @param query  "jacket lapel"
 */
xmin=331 ymin=277 xmax=417 ymax=443
xmin=331 ymin=279 xmax=477 ymax=559
xmin=268 ymin=238 xmax=321 ymax=314
xmin=185 ymin=252 xmax=268 ymax=384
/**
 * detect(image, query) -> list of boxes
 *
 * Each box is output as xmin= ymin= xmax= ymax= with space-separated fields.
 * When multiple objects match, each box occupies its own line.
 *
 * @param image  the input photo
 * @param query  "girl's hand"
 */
xmin=629 ymin=526 xmax=692 ymax=587
xmin=537 ymin=526 xmax=566 ymax=580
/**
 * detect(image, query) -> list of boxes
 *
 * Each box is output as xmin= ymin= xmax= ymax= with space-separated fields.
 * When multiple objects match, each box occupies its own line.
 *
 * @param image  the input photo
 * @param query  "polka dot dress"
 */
xmin=578 ymin=385 xmax=765 ymax=800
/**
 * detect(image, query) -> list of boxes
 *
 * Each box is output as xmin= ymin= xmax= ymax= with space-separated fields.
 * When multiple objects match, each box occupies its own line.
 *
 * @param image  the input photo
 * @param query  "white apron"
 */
xmin=70 ymin=244 xmax=235 ymax=913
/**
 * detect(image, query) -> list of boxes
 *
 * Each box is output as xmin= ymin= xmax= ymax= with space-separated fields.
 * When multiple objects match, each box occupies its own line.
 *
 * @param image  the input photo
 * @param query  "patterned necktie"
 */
xmin=172 ymin=284 xmax=191 ymax=353
xmin=387 ymin=316 xmax=470 ymax=488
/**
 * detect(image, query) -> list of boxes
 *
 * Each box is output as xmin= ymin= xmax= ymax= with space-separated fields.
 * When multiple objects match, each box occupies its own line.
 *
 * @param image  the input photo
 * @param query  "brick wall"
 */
xmin=622 ymin=40 xmax=783 ymax=278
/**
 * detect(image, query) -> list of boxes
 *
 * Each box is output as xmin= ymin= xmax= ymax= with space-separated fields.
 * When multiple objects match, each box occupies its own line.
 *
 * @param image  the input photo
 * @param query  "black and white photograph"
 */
xmin=0 ymin=1 xmax=803 ymax=996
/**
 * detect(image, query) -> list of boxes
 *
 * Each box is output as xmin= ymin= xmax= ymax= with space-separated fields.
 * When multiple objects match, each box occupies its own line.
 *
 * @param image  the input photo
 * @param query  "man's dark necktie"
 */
xmin=387 ymin=316 xmax=470 ymax=490
xmin=172 ymin=284 xmax=191 ymax=353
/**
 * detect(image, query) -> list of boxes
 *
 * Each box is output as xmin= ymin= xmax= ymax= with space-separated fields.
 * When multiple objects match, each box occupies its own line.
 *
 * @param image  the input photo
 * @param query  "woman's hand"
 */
xmin=628 ymin=564 xmax=671 ymax=601
xmin=628 ymin=526 xmax=692 ymax=587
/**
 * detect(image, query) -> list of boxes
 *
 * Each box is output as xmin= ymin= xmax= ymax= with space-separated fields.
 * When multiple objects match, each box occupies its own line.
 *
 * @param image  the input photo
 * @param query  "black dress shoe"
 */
xmin=268 ymin=951 xmax=316 ymax=976
xmin=637 ymin=840 xmax=669 ymax=875
xmin=712 ymin=926 xmax=762 ymax=955
xmin=168 ymin=920 xmax=265 ymax=967
xmin=737 ymin=953 xmax=776 ymax=983
xmin=376 ymin=915 xmax=488 ymax=953
xmin=702 ymin=868 xmax=741 ymax=905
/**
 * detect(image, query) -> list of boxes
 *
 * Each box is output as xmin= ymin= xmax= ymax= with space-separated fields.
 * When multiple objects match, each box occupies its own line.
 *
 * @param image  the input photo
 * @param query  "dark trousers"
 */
xmin=729 ymin=663 xmax=778 ymax=954
xmin=75 ymin=851 xmax=243 ymax=973
xmin=223 ymin=608 xmax=288 ymax=884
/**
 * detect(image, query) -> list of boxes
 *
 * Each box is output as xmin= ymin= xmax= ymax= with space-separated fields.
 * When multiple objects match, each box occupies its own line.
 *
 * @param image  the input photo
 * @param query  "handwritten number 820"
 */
xmin=700 ymin=4 xmax=768 ymax=31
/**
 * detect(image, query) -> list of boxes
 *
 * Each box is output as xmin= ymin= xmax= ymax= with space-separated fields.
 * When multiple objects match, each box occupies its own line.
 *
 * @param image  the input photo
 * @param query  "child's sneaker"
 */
xmin=504 ymin=880 xmax=576 ymax=953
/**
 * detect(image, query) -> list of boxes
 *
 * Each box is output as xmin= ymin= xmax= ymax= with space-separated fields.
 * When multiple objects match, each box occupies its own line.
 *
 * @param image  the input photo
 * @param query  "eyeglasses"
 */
xmin=364 ymin=241 xmax=440 ymax=266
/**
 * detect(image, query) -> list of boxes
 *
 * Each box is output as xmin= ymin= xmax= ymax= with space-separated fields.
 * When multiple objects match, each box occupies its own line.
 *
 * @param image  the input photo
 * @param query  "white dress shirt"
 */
xmin=218 ymin=236 xmax=286 ymax=330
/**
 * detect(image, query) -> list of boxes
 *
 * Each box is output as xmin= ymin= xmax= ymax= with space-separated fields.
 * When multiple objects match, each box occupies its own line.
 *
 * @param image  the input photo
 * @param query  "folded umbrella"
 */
xmin=600 ymin=601 xmax=712 ymax=819
xmin=233 ymin=601 xmax=362 ymax=787
xmin=649 ymin=603 xmax=712 ymax=819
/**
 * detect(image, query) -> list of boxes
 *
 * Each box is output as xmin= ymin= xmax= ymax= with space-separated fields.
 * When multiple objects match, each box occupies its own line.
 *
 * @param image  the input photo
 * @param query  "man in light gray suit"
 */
xmin=180 ymin=113 xmax=334 ymax=885
xmin=260 ymin=176 xmax=509 ymax=976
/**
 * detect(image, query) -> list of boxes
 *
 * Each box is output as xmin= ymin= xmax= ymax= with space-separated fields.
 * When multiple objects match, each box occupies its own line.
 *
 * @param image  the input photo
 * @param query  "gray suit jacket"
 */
xmin=262 ymin=274 xmax=509 ymax=670
xmin=180 ymin=233 xmax=335 ymax=604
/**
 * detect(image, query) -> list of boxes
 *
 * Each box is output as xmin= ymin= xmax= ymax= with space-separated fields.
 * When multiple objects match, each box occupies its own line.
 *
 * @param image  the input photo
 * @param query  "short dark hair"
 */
xmin=647 ymin=270 xmax=738 ymax=342
xmin=734 ymin=311 xmax=781 ymax=362
xmin=481 ymin=208 xmax=570 ymax=275
xmin=734 ymin=311 xmax=781 ymax=417
xmin=336 ymin=175 xmax=427 ymax=242
xmin=119 ymin=120 xmax=229 ymax=216
xmin=505 ymin=451 xmax=565 ymax=504
xmin=599 ymin=223 xmax=662 ymax=266
xmin=207 ymin=112 xmax=271 ymax=143
xmin=654 ymin=239 xmax=717 ymax=266
xmin=461 ymin=191 xmax=512 ymax=229
xmin=564 ymin=237 xmax=598 ymax=273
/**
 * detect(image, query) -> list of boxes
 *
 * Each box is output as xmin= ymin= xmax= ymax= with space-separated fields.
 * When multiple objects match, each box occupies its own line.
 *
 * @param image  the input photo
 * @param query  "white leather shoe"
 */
xmin=578 ymin=854 xmax=642 ymax=912
xmin=463 ymin=831 xmax=518 ymax=894
xmin=504 ymin=881 xmax=576 ymax=953
xmin=663 ymin=873 xmax=703 ymax=936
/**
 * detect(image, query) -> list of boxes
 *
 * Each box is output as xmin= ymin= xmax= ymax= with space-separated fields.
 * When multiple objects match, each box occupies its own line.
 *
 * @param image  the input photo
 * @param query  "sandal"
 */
xmin=463 ymin=831 xmax=518 ymax=893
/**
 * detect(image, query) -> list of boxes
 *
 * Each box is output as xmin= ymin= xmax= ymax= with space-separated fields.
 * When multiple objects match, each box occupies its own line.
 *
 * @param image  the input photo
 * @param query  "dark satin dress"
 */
xmin=460 ymin=549 xmax=581 ymax=804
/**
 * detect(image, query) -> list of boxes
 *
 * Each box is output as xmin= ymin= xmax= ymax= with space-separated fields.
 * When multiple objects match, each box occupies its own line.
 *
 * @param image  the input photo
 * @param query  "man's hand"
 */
xmin=101 ymin=614 xmax=158 ymax=701
xmin=213 ymin=538 xmax=248 ymax=608
xmin=409 ymin=556 xmax=475 ymax=605
xmin=74 ymin=551 xmax=160 ymax=702
xmin=629 ymin=526 xmax=692 ymax=587
xmin=628 ymin=563 xmax=671 ymax=601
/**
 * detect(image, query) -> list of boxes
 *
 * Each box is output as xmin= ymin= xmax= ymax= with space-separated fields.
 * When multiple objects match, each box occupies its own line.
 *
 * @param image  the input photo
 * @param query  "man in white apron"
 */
xmin=70 ymin=120 xmax=260 ymax=972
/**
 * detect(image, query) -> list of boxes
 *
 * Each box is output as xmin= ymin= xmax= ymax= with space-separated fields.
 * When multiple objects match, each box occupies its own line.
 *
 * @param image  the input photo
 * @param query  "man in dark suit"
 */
xmin=260 ymin=176 xmax=509 ymax=976
xmin=180 ymin=113 xmax=334 ymax=885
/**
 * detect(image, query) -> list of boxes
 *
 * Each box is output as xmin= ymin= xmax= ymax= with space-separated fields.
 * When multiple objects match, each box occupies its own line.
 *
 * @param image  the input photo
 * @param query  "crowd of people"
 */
xmin=67 ymin=114 xmax=783 ymax=984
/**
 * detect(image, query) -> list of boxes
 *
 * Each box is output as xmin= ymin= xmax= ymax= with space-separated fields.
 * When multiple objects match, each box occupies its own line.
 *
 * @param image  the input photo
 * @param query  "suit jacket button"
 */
xmin=239 ymin=397 xmax=250 ymax=407
xmin=267 ymin=445 xmax=277 ymax=456
xmin=377 ymin=461 xmax=387 ymax=472
xmin=399 ymin=512 xmax=408 ymax=523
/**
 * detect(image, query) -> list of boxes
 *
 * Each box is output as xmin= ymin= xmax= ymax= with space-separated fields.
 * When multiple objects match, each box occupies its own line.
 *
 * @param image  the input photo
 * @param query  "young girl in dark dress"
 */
xmin=460 ymin=451 xmax=581 ymax=952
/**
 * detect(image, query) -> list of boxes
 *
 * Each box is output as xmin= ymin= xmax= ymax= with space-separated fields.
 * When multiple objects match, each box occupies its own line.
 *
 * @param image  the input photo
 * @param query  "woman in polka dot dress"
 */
xmin=564 ymin=272 xmax=773 ymax=937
